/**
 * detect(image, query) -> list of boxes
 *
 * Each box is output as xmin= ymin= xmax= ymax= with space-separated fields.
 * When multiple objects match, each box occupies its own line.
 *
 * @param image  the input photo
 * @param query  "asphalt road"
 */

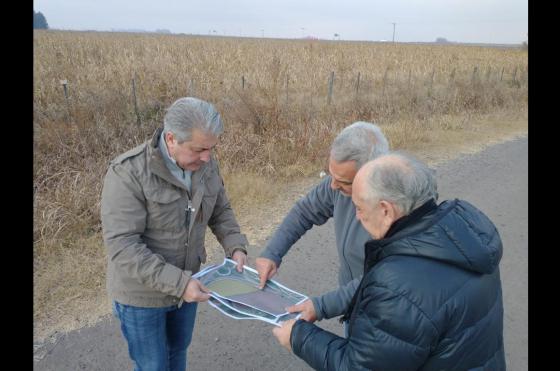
xmin=33 ymin=136 xmax=528 ymax=371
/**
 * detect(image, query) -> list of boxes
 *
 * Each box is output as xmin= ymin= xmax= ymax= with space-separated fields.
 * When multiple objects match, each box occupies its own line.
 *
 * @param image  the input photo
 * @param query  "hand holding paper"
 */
xmin=286 ymin=299 xmax=317 ymax=322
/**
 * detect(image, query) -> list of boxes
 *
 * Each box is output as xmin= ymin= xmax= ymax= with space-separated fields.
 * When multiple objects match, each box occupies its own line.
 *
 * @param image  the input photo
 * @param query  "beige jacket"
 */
xmin=101 ymin=128 xmax=248 ymax=307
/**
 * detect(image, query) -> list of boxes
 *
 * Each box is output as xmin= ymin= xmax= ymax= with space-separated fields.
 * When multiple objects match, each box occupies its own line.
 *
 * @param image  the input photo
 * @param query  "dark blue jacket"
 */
xmin=291 ymin=199 xmax=506 ymax=371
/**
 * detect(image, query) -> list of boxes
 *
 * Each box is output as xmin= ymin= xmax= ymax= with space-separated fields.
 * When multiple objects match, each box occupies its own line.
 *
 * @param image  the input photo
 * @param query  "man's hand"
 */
xmin=286 ymin=299 xmax=317 ymax=322
xmin=232 ymin=249 xmax=247 ymax=272
xmin=272 ymin=319 xmax=296 ymax=352
xmin=255 ymin=257 xmax=278 ymax=289
xmin=182 ymin=278 xmax=211 ymax=303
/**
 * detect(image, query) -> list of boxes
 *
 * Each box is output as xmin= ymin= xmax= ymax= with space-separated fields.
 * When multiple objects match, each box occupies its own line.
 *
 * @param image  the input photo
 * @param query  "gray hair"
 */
xmin=330 ymin=121 xmax=390 ymax=169
xmin=163 ymin=97 xmax=224 ymax=143
xmin=363 ymin=152 xmax=438 ymax=215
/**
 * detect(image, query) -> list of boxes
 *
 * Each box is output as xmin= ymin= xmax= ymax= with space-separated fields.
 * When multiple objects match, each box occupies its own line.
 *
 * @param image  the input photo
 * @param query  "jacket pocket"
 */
xmin=144 ymin=188 xmax=184 ymax=232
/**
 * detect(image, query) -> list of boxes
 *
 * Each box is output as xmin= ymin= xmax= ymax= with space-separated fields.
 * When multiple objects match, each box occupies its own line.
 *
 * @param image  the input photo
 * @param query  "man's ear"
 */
xmin=379 ymin=200 xmax=399 ymax=225
xmin=164 ymin=131 xmax=174 ymax=145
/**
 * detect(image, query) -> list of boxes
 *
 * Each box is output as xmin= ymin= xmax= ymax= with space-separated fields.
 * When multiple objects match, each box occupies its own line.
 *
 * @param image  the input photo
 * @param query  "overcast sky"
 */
xmin=33 ymin=0 xmax=528 ymax=44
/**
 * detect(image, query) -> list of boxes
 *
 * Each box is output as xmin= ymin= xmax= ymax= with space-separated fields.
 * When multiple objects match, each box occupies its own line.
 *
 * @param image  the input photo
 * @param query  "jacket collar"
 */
xmin=364 ymin=198 xmax=438 ymax=272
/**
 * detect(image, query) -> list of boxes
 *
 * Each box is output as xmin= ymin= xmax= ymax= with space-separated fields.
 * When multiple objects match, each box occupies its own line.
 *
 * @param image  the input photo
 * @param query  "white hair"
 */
xmin=163 ymin=97 xmax=223 ymax=143
xmin=363 ymin=152 xmax=438 ymax=214
xmin=330 ymin=121 xmax=390 ymax=169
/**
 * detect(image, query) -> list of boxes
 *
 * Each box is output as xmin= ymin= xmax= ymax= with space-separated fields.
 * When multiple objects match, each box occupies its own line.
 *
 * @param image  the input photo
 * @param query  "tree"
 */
xmin=435 ymin=37 xmax=449 ymax=44
xmin=34 ymin=10 xmax=49 ymax=29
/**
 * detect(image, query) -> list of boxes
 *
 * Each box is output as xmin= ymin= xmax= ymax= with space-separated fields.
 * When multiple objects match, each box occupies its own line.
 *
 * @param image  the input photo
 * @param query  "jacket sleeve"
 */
xmin=291 ymin=281 xmax=436 ymax=371
xmin=310 ymin=277 xmax=361 ymax=321
xmin=259 ymin=177 xmax=335 ymax=267
xmin=101 ymin=163 xmax=190 ymax=298
xmin=207 ymin=171 xmax=249 ymax=257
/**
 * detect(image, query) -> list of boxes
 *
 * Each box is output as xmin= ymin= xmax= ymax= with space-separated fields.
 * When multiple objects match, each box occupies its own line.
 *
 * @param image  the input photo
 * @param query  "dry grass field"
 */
xmin=33 ymin=30 xmax=527 ymax=340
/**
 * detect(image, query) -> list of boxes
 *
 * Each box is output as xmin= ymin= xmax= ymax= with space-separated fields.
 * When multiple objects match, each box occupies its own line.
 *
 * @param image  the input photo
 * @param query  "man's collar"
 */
xmin=384 ymin=199 xmax=438 ymax=239
xmin=159 ymin=130 xmax=180 ymax=168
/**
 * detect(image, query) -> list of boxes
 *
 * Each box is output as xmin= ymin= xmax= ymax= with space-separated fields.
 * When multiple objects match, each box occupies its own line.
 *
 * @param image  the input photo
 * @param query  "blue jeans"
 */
xmin=113 ymin=301 xmax=198 ymax=371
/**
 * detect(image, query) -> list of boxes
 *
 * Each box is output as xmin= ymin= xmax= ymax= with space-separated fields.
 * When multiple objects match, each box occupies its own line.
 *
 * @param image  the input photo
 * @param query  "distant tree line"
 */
xmin=34 ymin=10 xmax=49 ymax=29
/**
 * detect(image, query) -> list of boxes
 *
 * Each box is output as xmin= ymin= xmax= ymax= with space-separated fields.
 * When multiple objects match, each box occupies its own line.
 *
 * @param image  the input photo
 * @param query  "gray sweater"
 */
xmin=260 ymin=176 xmax=371 ymax=320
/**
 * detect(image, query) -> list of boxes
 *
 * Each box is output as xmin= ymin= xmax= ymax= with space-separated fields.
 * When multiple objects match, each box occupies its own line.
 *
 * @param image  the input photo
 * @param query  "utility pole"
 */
xmin=392 ymin=22 xmax=396 ymax=43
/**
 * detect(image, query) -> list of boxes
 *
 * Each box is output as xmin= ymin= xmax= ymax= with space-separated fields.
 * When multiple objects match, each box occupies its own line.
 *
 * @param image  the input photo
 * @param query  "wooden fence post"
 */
xmin=327 ymin=71 xmax=334 ymax=105
xmin=512 ymin=66 xmax=518 ymax=84
xmin=131 ymin=76 xmax=141 ymax=126
xmin=285 ymin=73 xmax=289 ymax=104
xmin=500 ymin=67 xmax=505 ymax=82
xmin=188 ymin=78 xmax=195 ymax=96
xmin=448 ymin=68 xmax=456 ymax=86
xmin=471 ymin=66 xmax=478 ymax=86
xmin=382 ymin=67 xmax=389 ymax=98
xmin=355 ymin=72 xmax=361 ymax=98
xmin=60 ymin=79 xmax=70 ymax=122
xmin=429 ymin=68 xmax=435 ymax=92
xmin=241 ymin=75 xmax=245 ymax=90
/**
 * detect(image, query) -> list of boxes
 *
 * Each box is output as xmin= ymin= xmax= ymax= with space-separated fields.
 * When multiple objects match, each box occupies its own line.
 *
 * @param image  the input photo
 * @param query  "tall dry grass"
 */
xmin=33 ymin=30 xmax=527 ymax=339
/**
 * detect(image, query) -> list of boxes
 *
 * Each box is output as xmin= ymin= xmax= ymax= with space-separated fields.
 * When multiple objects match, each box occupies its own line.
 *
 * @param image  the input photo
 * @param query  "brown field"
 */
xmin=33 ymin=30 xmax=527 ymax=340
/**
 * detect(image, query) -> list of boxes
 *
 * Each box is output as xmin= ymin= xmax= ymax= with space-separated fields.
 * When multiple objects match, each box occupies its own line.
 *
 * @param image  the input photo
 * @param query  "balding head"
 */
xmin=352 ymin=152 xmax=438 ymax=238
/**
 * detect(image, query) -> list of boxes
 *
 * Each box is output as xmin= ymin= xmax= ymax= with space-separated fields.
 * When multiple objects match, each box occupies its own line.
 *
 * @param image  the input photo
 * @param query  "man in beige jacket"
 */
xmin=101 ymin=97 xmax=248 ymax=371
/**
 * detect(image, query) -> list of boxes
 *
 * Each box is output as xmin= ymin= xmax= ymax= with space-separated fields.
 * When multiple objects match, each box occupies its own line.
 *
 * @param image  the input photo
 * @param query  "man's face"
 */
xmin=328 ymin=158 xmax=358 ymax=196
xmin=166 ymin=129 xmax=219 ymax=171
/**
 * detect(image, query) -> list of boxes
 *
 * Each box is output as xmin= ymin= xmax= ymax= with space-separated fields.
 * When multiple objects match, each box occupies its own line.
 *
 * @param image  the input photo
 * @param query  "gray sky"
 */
xmin=33 ymin=0 xmax=528 ymax=44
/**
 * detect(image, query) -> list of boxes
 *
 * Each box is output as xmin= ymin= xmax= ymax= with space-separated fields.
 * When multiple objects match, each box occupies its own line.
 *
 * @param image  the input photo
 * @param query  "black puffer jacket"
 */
xmin=291 ymin=199 xmax=505 ymax=371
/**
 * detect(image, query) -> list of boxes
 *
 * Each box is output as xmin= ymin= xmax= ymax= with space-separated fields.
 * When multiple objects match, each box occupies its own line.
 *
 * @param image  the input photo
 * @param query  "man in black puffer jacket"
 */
xmin=272 ymin=152 xmax=506 ymax=371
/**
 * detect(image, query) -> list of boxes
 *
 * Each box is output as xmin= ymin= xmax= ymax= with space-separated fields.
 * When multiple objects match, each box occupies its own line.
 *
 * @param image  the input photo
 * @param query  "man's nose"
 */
xmin=200 ymin=151 xmax=211 ymax=162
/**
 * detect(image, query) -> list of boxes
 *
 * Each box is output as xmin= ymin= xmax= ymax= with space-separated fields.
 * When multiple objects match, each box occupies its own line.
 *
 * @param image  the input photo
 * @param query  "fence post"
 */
xmin=327 ymin=71 xmax=334 ymax=105
xmin=188 ymin=78 xmax=195 ymax=96
xmin=131 ymin=76 xmax=141 ymax=126
xmin=471 ymin=66 xmax=478 ymax=86
xmin=60 ymin=79 xmax=70 ymax=122
xmin=500 ymin=67 xmax=504 ymax=82
xmin=285 ymin=73 xmax=289 ymax=104
xmin=382 ymin=67 xmax=389 ymax=98
xmin=355 ymin=72 xmax=361 ymax=98
xmin=241 ymin=75 xmax=245 ymax=90
xmin=429 ymin=68 xmax=435 ymax=92
xmin=448 ymin=68 xmax=456 ymax=86
xmin=512 ymin=66 xmax=518 ymax=84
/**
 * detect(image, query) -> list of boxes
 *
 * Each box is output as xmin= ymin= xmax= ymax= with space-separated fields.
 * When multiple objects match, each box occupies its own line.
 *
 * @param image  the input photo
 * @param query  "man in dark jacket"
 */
xmin=272 ymin=152 xmax=506 ymax=371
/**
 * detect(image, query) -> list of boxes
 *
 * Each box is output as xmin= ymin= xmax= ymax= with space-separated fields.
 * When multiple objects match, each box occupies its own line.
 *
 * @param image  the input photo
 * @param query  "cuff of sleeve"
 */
xmin=222 ymin=234 xmax=249 ymax=256
xmin=258 ymin=249 xmax=283 ymax=268
xmin=174 ymin=271 xmax=192 ymax=299
xmin=310 ymin=296 xmax=325 ymax=321
xmin=290 ymin=319 xmax=311 ymax=356
xmin=228 ymin=245 xmax=247 ymax=257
